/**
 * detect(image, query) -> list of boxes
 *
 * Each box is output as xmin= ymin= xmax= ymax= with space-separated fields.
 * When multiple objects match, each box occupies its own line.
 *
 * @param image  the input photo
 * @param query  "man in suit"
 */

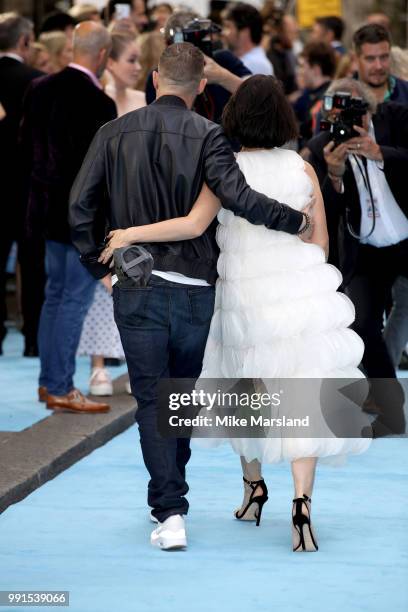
xmin=307 ymin=78 xmax=408 ymax=437
xmin=0 ymin=12 xmax=43 ymax=355
xmin=22 ymin=21 xmax=117 ymax=413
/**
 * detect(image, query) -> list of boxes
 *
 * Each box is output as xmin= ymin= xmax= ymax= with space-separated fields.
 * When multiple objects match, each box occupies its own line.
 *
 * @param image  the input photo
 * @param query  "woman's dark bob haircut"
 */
xmin=222 ymin=75 xmax=298 ymax=149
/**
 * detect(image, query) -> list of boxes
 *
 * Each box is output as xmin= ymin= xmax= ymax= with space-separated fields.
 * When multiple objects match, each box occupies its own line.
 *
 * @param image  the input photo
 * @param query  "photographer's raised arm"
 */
xmin=69 ymin=129 xmax=110 ymax=279
xmin=204 ymin=127 xmax=305 ymax=234
xmin=203 ymin=55 xmax=244 ymax=94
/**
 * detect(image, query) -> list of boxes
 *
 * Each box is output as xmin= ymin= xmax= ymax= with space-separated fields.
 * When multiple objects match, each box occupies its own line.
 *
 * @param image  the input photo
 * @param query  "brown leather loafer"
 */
xmin=38 ymin=386 xmax=48 ymax=403
xmin=47 ymin=389 xmax=110 ymax=413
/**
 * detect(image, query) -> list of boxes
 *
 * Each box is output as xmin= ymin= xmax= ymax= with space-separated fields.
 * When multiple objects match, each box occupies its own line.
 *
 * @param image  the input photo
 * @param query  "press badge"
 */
xmin=367 ymin=198 xmax=380 ymax=218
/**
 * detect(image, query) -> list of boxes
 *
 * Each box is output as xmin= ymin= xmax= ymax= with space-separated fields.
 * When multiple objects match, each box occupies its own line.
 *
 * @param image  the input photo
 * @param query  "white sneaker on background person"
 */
xmin=89 ymin=367 xmax=113 ymax=396
xmin=150 ymin=515 xmax=187 ymax=550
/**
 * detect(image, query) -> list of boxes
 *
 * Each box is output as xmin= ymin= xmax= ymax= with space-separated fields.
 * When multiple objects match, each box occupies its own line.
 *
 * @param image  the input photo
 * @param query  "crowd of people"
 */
xmin=0 ymin=1 xmax=407 ymax=549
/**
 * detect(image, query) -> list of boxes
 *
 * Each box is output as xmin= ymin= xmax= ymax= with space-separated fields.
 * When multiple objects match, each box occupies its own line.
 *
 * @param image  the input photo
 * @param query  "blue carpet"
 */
xmin=0 ymin=426 xmax=407 ymax=612
xmin=0 ymin=328 xmax=126 ymax=431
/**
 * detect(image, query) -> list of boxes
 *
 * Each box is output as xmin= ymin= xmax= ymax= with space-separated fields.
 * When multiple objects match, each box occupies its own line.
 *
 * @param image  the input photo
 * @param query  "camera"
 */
xmin=320 ymin=92 xmax=369 ymax=145
xmin=168 ymin=18 xmax=222 ymax=57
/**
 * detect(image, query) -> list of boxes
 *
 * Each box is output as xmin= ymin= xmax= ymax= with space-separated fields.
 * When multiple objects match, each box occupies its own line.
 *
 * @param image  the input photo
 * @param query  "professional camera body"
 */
xmin=320 ymin=92 xmax=369 ymax=145
xmin=168 ymin=18 xmax=222 ymax=57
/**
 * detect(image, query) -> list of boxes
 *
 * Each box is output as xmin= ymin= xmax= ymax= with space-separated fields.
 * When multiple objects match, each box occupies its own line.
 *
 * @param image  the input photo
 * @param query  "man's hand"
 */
xmin=346 ymin=125 xmax=383 ymax=161
xmin=323 ymin=140 xmax=349 ymax=178
xmin=298 ymin=197 xmax=315 ymax=243
xmin=98 ymin=229 xmax=132 ymax=264
xmin=203 ymin=55 xmax=242 ymax=93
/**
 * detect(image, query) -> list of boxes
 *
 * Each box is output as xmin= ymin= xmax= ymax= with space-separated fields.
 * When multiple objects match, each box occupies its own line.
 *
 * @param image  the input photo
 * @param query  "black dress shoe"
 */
xmin=24 ymin=343 xmax=39 ymax=357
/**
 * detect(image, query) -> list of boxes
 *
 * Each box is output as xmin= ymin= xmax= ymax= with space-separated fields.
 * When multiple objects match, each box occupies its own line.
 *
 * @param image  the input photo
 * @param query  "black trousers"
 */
xmin=345 ymin=239 xmax=407 ymax=435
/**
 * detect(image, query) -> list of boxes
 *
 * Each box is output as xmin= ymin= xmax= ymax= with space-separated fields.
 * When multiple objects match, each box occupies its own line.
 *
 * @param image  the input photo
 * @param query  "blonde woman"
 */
xmin=29 ymin=42 xmax=53 ymax=74
xmin=105 ymin=32 xmax=145 ymax=114
xmin=135 ymin=31 xmax=165 ymax=92
xmin=39 ymin=31 xmax=73 ymax=73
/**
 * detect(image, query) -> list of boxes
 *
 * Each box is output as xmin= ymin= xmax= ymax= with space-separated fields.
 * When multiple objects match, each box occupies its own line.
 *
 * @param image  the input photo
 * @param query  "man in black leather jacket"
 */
xmin=69 ymin=43 xmax=311 ymax=550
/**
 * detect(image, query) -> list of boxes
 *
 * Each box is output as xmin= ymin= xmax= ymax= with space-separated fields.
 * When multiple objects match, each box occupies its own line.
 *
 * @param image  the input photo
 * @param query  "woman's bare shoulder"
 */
xmin=129 ymin=89 xmax=146 ymax=108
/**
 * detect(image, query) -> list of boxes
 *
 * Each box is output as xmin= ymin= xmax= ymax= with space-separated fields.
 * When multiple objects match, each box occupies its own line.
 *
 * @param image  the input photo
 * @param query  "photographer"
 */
xmin=306 ymin=78 xmax=408 ymax=436
xmin=145 ymin=11 xmax=251 ymax=123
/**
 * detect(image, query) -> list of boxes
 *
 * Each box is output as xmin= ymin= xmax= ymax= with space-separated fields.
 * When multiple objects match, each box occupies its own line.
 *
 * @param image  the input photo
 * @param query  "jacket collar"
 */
xmin=153 ymin=95 xmax=188 ymax=109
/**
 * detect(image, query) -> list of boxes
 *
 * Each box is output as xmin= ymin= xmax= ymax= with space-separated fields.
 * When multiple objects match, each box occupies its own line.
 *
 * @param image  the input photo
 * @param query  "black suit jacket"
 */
xmin=21 ymin=66 xmax=117 ymax=243
xmin=0 ymin=57 xmax=43 ymax=230
xmin=307 ymin=102 xmax=408 ymax=286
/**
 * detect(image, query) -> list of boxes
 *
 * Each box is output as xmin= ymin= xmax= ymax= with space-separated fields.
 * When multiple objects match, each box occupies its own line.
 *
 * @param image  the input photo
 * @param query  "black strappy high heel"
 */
xmin=292 ymin=494 xmax=318 ymax=552
xmin=234 ymin=477 xmax=268 ymax=526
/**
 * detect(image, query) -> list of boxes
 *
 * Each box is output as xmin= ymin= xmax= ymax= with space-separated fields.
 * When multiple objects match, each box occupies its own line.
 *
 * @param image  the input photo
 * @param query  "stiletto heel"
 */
xmin=234 ymin=477 xmax=268 ymax=526
xmin=292 ymin=494 xmax=318 ymax=552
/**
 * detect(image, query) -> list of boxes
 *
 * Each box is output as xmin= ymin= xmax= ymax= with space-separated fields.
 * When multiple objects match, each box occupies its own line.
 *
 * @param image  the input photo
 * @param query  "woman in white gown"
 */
xmin=104 ymin=75 xmax=371 ymax=551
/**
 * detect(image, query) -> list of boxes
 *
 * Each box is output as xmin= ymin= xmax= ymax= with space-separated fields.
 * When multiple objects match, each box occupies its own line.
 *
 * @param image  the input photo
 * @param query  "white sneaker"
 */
xmin=89 ymin=368 xmax=113 ymax=396
xmin=150 ymin=515 xmax=187 ymax=550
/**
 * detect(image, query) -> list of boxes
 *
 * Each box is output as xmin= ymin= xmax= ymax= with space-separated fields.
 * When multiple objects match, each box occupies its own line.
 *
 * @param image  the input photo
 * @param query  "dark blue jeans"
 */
xmin=113 ymin=276 xmax=215 ymax=523
xmin=38 ymin=241 xmax=96 ymax=396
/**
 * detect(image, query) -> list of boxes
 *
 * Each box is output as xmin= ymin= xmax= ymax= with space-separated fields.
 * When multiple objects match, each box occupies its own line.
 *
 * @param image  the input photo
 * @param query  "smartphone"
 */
xmin=115 ymin=3 xmax=131 ymax=20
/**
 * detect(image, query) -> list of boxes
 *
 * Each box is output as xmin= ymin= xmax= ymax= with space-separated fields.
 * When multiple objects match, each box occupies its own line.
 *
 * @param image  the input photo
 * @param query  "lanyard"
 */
xmin=346 ymin=155 xmax=377 ymax=240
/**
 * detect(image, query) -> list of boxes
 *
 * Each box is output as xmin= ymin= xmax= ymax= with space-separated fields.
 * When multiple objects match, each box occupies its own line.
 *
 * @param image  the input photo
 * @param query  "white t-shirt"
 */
xmin=112 ymin=271 xmax=209 ymax=286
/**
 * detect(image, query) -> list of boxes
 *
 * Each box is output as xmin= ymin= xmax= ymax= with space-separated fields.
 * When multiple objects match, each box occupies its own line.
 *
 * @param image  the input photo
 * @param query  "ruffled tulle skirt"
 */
xmin=196 ymin=216 xmax=371 ymax=464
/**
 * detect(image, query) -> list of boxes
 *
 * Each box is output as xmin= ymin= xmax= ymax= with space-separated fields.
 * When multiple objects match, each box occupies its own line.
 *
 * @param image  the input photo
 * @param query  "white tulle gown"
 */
xmin=197 ymin=148 xmax=371 ymax=463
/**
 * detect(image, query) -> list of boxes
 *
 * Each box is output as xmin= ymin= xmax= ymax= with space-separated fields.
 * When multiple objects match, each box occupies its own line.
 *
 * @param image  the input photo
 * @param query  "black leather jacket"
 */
xmin=69 ymin=95 xmax=304 ymax=282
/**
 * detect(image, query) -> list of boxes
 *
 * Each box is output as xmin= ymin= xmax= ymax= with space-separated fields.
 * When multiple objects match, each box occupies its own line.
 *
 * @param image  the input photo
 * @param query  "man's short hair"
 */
xmin=224 ymin=2 xmax=263 ymax=46
xmin=353 ymin=24 xmax=392 ymax=54
xmin=158 ymin=42 xmax=204 ymax=91
xmin=0 ymin=12 xmax=33 ymax=51
xmin=301 ymin=42 xmax=337 ymax=78
xmin=316 ymin=16 xmax=345 ymax=41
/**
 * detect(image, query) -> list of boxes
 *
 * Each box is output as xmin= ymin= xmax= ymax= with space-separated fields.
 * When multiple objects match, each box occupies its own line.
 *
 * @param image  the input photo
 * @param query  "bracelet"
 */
xmin=297 ymin=212 xmax=311 ymax=236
